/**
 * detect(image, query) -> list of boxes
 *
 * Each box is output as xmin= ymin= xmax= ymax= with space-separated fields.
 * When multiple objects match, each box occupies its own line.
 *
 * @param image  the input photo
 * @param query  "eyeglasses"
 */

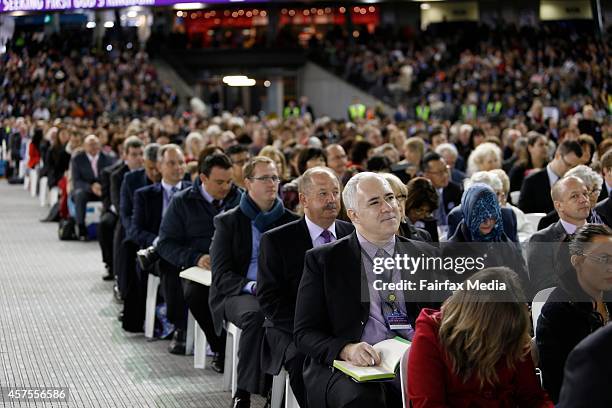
xmin=426 ymin=166 xmax=450 ymax=176
xmin=583 ymin=253 xmax=612 ymax=265
xmin=249 ymin=175 xmax=281 ymax=183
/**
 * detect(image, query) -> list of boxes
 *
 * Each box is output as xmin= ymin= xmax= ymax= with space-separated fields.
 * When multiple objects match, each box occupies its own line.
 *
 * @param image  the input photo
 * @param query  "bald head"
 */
xmin=325 ymin=144 xmax=348 ymax=177
xmin=552 ymin=176 xmax=591 ymax=224
xmin=299 ymin=166 xmax=341 ymax=229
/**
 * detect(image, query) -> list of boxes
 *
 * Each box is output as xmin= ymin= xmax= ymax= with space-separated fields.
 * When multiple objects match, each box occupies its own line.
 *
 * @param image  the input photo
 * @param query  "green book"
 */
xmin=332 ymin=337 xmax=411 ymax=382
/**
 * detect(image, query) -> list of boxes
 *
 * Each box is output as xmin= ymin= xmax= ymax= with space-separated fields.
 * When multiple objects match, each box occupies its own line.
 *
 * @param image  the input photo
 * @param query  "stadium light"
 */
xmin=222 ymin=75 xmax=256 ymax=87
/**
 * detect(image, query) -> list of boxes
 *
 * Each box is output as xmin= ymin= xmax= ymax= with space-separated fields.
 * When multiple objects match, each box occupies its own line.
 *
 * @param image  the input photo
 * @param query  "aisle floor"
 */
xmin=0 ymin=182 xmax=265 ymax=407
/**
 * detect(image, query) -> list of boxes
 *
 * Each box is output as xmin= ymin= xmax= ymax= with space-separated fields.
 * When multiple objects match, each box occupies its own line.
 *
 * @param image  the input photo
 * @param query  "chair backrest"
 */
xmin=524 ymin=213 xmax=546 ymax=229
xmin=400 ymin=347 xmax=410 ymax=408
xmin=532 ymin=286 xmax=556 ymax=335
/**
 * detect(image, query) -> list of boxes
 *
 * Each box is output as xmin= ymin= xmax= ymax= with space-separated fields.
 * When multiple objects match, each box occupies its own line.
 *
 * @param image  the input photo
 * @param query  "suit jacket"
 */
xmin=157 ymin=180 xmax=242 ymax=270
xmin=257 ymin=217 xmax=354 ymax=374
xmin=527 ymin=220 xmax=568 ymax=296
xmin=294 ymin=232 xmax=439 ymax=408
xmin=130 ymin=181 xmax=192 ymax=249
xmin=119 ymin=168 xmax=153 ymax=235
xmin=442 ymin=181 xmax=462 ymax=217
xmin=71 ymin=151 xmax=115 ymax=192
xmin=110 ymin=163 xmax=129 ymax=215
xmin=518 ymin=168 xmax=554 ymax=214
xmin=557 ymin=324 xmax=612 ymax=407
xmin=595 ymin=197 xmax=612 ymax=228
xmin=446 ymin=205 xmax=518 ymax=242
xmin=100 ymin=161 xmax=123 ymax=213
xmin=597 ymin=186 xmax=608 ymax=202
xmin=209 ymin=204 xmax=298 ymax=336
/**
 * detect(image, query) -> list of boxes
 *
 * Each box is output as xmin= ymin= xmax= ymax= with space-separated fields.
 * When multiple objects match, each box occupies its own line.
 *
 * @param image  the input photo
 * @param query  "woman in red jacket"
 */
xmin=407 ymin=267 xmax=553 ymax=408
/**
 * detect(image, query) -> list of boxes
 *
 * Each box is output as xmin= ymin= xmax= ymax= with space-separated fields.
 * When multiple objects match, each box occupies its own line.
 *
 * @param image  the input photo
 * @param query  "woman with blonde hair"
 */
xmin=258 ymin=145 xmax=288 ymax=181
xmin=408 ymin=267 xmax=553 ymax=407
xmin=466 ymin=142 xmax=502 ymax=176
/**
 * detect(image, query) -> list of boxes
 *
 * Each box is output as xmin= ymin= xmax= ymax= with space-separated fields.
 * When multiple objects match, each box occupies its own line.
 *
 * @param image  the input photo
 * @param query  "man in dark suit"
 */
xmin=257 ymin=167 xmax=354 ymax=407
xmin=129 ymin=144 xmax=189 ymax=341
xmin=557 ymin=324 xmax=612 ymax=407
xmin=294 ymin=172 xmax=438 ymax=408
xmin=518 ymin=140 xmax=582 ymax=214
xmin=595 ymin=198 xmax=612 ymax=227
xmin=158 ymin=153 xmax=242 ymax=359
xmin=422 ymin=152 xmax=462 ymax=236
xmin=71 ymin=134 xmax=116 ymax=240
xmin=99 ymin=136 xmax=144 ymax=281
xmin=117 ymin=143 xmax=161 ymax=330
xmin=528 ymin=176 xmax=590 ymax=295
xmin=210 ymin=156 xmax=298 ymax=407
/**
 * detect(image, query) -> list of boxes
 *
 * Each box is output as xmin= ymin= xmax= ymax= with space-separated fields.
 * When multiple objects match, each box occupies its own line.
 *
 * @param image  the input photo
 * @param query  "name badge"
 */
xmin=385 ymin=310 xmax=412 ymax=331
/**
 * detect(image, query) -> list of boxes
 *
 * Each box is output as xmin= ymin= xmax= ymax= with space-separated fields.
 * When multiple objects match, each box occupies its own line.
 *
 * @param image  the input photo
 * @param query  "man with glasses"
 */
xmin=422 ymin=152 xmax=462 ymax=238
xmin=227 ymin=144 xmax=250 ymax=190
xmin=210 ymin=156 xmax=298 ymax=408
xmin=528 ymin=176 xmax=591 ymax=295
xmin=519 ymin=140 xmax=583 ymax=214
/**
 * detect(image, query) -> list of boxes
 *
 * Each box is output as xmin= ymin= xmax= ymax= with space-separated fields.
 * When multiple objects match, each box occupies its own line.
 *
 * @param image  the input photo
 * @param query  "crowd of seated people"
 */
xmin=2 ymin=30 xmax=612 ymax=408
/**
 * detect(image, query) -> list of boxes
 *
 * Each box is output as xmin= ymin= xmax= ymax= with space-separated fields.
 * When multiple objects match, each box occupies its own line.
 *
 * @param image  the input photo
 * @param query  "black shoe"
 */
xmin=231 ymin=397 xmax=250 ymax=408
xmin=77 ymin=224 xmax=88 ymax=241
xmin=210 ymin=353 xmax=224 ymax=373
xmin=168 ymin=330 xmax=186 ymax=355
xmin=136 ymin=246 xmax=160 ymax=271
xmin=102 ymin=266 xmax=114 ymax=281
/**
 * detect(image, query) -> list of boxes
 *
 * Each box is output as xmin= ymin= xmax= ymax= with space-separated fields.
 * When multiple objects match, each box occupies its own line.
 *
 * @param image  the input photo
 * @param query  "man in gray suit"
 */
xmin=528 ymin=176 xmax=591 ymax=295
xmin=71 ymin=134 xmax=115 ymax=240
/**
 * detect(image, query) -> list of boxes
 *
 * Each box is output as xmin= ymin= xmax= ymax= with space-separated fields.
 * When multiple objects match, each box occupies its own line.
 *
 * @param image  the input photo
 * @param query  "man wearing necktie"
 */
xmin=529 ymin=176 xmax=591 ymax=295
xmin=70 ymin=134 xmax=115 ymax=240
xmin=258 ymin=167 xmax=355 ymax=407
xmin=294 ymin=172 xmax=439 ymax=408
xmin=130 ymin=144 xmax=189 ymax=342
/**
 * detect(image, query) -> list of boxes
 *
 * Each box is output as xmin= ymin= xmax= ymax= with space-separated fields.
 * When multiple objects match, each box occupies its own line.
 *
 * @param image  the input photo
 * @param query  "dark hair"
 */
xmin=569 ymin=224 xmax=612 ymax=256
xmin=226 ymin=144 xmax=249 ymax=157
xmin=197 ymin=146 xmax=224 ymax=164
xmin=297 ymin=147 xmax=326 ymax=175
xmin=32 ymin=128 xmax=44 ymax=149
xmin=557 ymin=139 xmax=583 ymax=159
xmin=421 ymin=152 xmax=443 ymax=172
xmin=350 ymin=140 xmax=373 ymax=167
xmin=405 ymin=177 xmax=439 ymax=214
xmin=578 ymin=134 xmax=596 ymax=164
xmin=198 ymin=153 xmax=232 ymax=176
xmin=366 ymin=155 xmax=392 ymax=172
xmin=469 ymin=127 xmax=485 ymax=147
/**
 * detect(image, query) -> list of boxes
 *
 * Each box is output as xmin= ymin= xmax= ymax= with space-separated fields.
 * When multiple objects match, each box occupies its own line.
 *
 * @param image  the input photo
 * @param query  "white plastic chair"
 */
xmin=271 ymin=368 xmax=287 ymax=408
xmin=144 ymin=274 xmax=160 ymax=339
xmin=532 ymin=287 xmax=556 ymax=335
xmin=49 ymin=187 xmax=60 ymax=207
xmin=284 ymin=371 xmax=300 ymax=408
xmin=400 ymin=347 xmax=411 ymax=408
xmin=223 ymin=321 xmax=242 ymax=397
xmin=29 ymin=168 xmax=38 ymax=197
xmin=179 ymin=267 xmax=212 ymax=367
xmin=510 ymin=191 xmax=520 ymax=205
xmin=525 ymin=213 xmax=547 ymax=230
xmin=39 ymin=176 xmax=49 ymax=206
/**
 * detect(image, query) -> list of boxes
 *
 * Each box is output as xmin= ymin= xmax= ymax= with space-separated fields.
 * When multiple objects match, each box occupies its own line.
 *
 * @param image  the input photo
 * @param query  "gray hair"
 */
xmin=435 ymin=143 xmax=458 ymax=159
xmin=465 ymin=171 xmax=503 ymax=192
xmin=564 ymin=164 xmax=603 ymax=190
xmin=466 ymin=142 xmax=502 ymax=176
xmin=297 ymin=166 xmax=339 ymax=194
xmin=157 ymin=143 xmax=184 ymax=163
xmin=342 ymin=172 xmax=390 ymax=212
xmin=144 ymin=143 xmax=161 ymax=162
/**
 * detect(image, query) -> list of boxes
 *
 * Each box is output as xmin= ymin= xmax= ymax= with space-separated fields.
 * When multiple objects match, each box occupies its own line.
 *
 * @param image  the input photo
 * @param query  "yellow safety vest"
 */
xmin=416 ymin=105 xmax=430 ymax=121
xmin=348 ymin=104 xmax=366 ymax=121
xmin=283 ymin=106 xmax=300 ymax=118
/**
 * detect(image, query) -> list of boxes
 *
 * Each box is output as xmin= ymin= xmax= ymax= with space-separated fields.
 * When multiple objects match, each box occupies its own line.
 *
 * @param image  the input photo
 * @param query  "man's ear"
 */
xmin=299 ymin=192 xmax=307 ymax=209
xmin=347 ymin=208 xmax=358 ymax=224
xmin=570 ymin=254 xmax=583 ymax=268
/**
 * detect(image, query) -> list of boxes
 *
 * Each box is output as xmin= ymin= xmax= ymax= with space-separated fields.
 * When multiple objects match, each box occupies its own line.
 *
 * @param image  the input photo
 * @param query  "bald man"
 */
xmin=71 ymin=134 xmax=116 ymax=240
xmin=528 ymin=176 xmax=591 ymax=294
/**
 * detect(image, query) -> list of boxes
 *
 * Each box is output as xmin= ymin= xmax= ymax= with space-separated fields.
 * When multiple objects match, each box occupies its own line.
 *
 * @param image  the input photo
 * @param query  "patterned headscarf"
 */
xmin=460 ymin=183 xmax=503 ymax=242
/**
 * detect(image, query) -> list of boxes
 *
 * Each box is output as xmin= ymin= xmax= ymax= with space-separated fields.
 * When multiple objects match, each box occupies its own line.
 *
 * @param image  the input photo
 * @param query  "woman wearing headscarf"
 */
xmin=445 ymin=183 xmax=529 ymax=289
